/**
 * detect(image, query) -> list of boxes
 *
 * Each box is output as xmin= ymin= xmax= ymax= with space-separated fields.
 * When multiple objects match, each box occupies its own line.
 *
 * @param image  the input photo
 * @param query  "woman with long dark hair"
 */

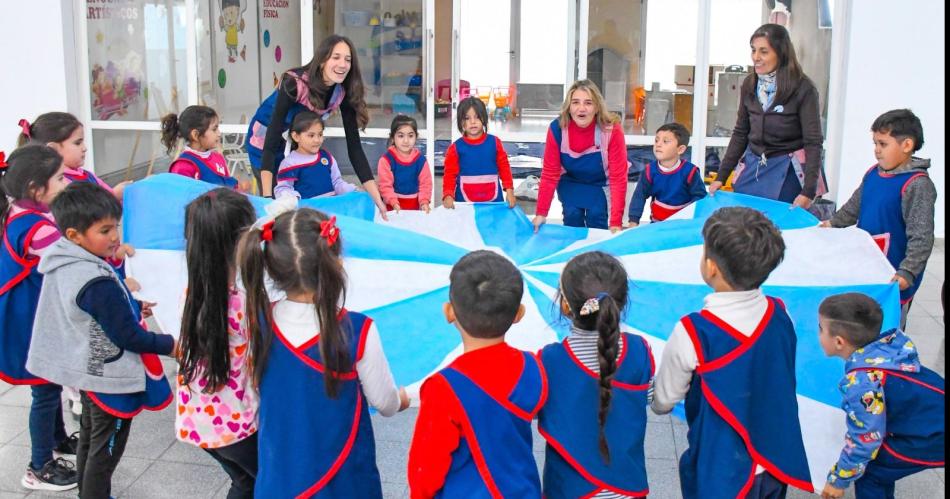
xmin=709 ymin=23 xmax=825 ymax=208
xmin=246 ymin=35 xmax=388 ymax=218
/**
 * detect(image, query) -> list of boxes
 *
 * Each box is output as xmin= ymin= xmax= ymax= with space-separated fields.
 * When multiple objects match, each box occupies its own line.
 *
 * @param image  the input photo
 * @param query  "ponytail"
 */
xmin=160 ymin=112 xmax=181 ymax=154
xmin=594 ymin=293 xmax=621 ymax=463
xmin=15 ymin=112 xmax=82 ymax=147
xmin=238 ymin=223 xmax=274 ymax=390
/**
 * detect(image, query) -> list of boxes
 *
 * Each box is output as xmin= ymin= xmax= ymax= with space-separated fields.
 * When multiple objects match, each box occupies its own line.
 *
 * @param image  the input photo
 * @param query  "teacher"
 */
xmin=532 ymin=80 xmax=628 ymax=232
xmin=246 ymin=34 xmax=388 ymax=217
xmin=709 ymin=23 xmax=824 ymax=208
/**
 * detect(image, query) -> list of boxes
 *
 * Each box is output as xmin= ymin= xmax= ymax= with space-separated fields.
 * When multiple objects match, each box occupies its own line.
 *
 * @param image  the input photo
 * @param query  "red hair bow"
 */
xmin=17 ymin=119 xmax=31 ymax=139
xmin=260 ymin=220 xmax=275 ymax=242
xmin=320 ymin=216 xmax=339 ymax=246
xmin=0 ymin=151 xmax=7 ymax=170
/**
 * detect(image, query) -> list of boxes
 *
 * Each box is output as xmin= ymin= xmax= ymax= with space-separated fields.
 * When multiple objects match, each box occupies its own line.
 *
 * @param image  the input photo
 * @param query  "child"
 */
xmin=377 ymin=114 xmax=432 ymax=212
xmin=273 ymin=111 xmax=356 ymax=199
xmin=18 ymin=112 xmax=129 ymax=199
xmin=239 ymin=206 xmax=409 ymax=497
xmin=26 ymin=182 xmax=176 ymax=498
xmin=161 ymin=105 xmax=239 ymax=189
xmin=538 ymin=251 xmax=654 ymax=498
xmin=817 ymin=292 xmax=944 ymax=499
xmin=823 ymin=109 xmax=936 ymax=330
xmin=408 ymin=250 xmax=545 ymax=498
xmin=652 ymin=207 xmax=812 ymax=498
xmin=441 ymin=97 xmax=516 ymax=209
xmin=627 ymin=122 xmax=706 ymax=226
xmin=0 ymin=145 xmax=77 ymax=491
xmin=176 ymin=188 xmax=259 ymax=497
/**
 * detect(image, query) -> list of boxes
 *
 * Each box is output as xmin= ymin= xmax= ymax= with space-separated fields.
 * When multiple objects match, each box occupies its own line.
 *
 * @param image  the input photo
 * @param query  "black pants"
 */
xmin=204 ymin=432 xmax=258 ymax=499
xmin=77 ymin=392 xmax=132 ymax=499
xmin=748 ymin=471 xmax=788 ymax=499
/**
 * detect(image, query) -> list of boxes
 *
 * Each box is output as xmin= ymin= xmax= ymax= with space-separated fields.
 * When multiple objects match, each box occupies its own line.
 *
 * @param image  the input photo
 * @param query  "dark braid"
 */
xmin=556 ymin=250 xmax=629 ymax=464
xmin=595 ymin=294 xmax=621 ymax=463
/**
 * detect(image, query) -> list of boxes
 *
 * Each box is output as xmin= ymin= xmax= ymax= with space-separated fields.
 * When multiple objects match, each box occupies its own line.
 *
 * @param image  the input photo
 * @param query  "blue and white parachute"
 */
xmin=124 ymin=174 xmax=900 ymax=490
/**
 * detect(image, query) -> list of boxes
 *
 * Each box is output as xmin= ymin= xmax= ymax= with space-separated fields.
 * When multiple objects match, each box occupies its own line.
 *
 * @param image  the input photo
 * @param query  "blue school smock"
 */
xmin=452 ymin=134 xmax=504 ymax=202
xmin=64 ymin=168 xmax=104 ymax=186
xmin=549 ymin=121 xmax=616 ymax=228
xmin=176 ymin=151 xmax=239 ymax=189
xmin=857 ymin=166 xmax=930 ymax=303
xmin=385 ymin=150 xmax=425 ymax=209
xmin=435 ymin=350 xmax=545 ymax=498
xmin=641 ymin=159 xmax=704 ymax=221
xmin=0 ymin=211 xmax=53 ymax=385
xmin=277 ymin=150 xmax=336 ymax=199
xmin=538 ymin=333 xmax=653 ymax=498
xmin=679 ymin=297 xmax=813 ymax=498
xmin=256 ymin=310 xmax=383 ymax=498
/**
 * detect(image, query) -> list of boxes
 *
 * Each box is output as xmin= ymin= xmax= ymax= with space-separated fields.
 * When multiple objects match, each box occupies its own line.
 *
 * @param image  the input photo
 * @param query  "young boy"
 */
xmin=26 ymin=182 xmax=175 ymax=499
xmin=823 ymin=109 xmax=936 ymax=329
xmin=408 ymin=250 xmax=545 ymax=498
xmin=626 ymin=122 xmax=707 ymax=226
xmin=817 ymin=292 xmax=944 ymax=499
xmin=652 ymin=207 xmax=812 ymax=498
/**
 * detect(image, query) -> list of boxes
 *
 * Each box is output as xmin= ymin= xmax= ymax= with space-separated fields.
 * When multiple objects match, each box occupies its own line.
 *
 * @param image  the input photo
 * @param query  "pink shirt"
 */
xmin=169 ymin=148 xmax=230 ymax=180
xmin=64 ymin=166 xmax=114 ymax=193
xmin=7 ymin=200 xmax=59 ymax=258
xmin=175 ymin=288 xmax=258 ymax=449
xmin=376 ymin=146 xmax=433 ymax=206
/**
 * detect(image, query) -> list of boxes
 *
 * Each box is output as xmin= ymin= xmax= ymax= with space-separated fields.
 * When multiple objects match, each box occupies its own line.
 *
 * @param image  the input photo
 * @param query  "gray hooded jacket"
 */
xmin=27 ymin=238 xmax=151 ymax=393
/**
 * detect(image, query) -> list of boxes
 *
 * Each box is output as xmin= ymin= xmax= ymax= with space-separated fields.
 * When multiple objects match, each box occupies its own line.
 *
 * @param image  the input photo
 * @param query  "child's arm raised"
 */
xmin=77 ymin=277 xmax=175 ymax=356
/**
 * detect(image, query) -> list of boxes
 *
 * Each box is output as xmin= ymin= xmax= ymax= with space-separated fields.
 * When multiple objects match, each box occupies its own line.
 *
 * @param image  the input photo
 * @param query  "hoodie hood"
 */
xmin=880 ymin=156 xmax=931 ymax=175
xmin=37 ymin=237 xmax=116 ymax=277
xmin=845 ymin=328 xmax=921 ymax=373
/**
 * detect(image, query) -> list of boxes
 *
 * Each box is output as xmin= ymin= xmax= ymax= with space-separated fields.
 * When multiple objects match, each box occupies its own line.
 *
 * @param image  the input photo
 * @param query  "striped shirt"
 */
xmin=564 ymin=326 xmax=653 ymax=499
xmin=7 ymin=200 xmax=59 ymax=258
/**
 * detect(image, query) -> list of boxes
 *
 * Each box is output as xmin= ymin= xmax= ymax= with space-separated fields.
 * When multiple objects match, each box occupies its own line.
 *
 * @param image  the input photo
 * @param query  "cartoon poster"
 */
xmin=86 ymin=0 xmax=146 ymax=121
xmin=219 ymin=0 xmax=247 ymax=63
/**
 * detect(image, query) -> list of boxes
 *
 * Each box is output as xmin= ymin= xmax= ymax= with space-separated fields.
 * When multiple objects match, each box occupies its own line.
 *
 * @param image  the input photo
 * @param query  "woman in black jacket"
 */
xmin=709 ymin=23 xmax=824 ymax=208
xmin=250 ymin=34 xmax=388 ymax=218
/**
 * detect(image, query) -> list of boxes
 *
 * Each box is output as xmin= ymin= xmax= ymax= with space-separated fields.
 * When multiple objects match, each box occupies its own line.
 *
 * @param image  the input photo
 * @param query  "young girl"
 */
xmin=377 ymin=114 xmax=432 ymax=212
xmin=441 ymin=97 xmax=516 ymax=209
xmin=273 ymin=111 xmax=355 ymax=200
xmin=176 ymin=188 xmax=259 ymax=498
xmin=239 ymin=206 xmax=409 ymax=497
xmin=537 ymin=251 xmax=654 ymax=499
xmin=0 ymin=145 xmax=76 ymax=491
xmin=18 ymin=112 xmax=129 ymax=199
xmin=161 ymin=105 xmax=238 ymax=189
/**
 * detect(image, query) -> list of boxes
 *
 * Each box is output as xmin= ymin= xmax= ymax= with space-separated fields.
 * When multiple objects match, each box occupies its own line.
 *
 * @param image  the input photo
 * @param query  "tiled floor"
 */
xmin=0 ymin=243 xmax=943 ymax=498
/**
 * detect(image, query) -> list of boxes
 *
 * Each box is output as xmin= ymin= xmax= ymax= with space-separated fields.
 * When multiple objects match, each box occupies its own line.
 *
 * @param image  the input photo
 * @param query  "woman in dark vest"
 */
xmin=247 ymin=35 xmax=388 ymax=218
xmin=709 ymin=23 xmax=824 ymax=208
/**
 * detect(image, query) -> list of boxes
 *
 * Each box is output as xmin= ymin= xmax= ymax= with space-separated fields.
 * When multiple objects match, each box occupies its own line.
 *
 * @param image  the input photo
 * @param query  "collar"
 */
xmin=184 ymin=146 xmax=214 ymax=159
xmin=388 ymin=146 xmax=420 ymax=164
xmin=461 ymin=133 xmax=489 ymax=145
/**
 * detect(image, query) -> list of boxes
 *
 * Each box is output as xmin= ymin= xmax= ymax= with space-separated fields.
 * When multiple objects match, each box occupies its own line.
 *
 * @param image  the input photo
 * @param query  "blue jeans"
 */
xmin=854 ymin=446 xmax=936 ymax=499
xmin=562 ymin=204 xmax=608 ymax=229
xmin=29 ymin=383 xmax=67 ymax=469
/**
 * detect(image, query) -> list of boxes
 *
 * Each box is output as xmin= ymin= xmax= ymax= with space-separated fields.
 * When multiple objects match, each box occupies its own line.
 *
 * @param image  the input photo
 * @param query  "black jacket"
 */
xmin=718 ymin=74 xmax=824 ymax=198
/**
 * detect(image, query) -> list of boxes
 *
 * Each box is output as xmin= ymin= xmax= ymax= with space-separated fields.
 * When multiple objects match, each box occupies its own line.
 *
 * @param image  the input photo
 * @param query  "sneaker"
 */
xmin=20 ymin=458 xmax=78 ymax=491
xmin=53 ymin=431 xmax=79 ymax=457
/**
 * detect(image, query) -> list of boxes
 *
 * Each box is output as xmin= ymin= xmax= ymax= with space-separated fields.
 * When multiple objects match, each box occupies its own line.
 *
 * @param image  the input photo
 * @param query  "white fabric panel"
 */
xmin=344 ymin=257 xmax=453 ymax=311
xmin=770 ymin=227 xmax=896 ymax=286
xmin=373 ymin=204 xmax=486 ymax=251
xmin=126 ymin=249 xmax=187 ymax=338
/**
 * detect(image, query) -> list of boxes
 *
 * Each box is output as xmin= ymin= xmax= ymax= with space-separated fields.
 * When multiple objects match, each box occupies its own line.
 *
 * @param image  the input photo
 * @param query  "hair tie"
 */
xmin=578 ymin=292 xmax=610 ymax=316
xmin=0 ymin=151 xmax=7 ymax=170
xmin=17 ymin=119 xmax=31 ymax=139
xmin=319 ymin=216 xmax=339 ymax=246
xmin=260 ymin=220 xmax=274 ymax=242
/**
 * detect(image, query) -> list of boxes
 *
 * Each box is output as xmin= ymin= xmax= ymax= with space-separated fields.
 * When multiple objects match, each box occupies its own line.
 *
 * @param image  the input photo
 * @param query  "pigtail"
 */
xmin=16 ymin=119 xmax=32 ymax=147
xmin=0 ymin=165 xmax=10 ymax=229
xmin=160 ymin=113 xmax=181 ymax=154
xmin=239 ymin=226 xmax=274 ymax=389
xmin=310 ymin=217 xmax=350 ymax=398
xmin=595 ymin=294 xmax=621 ymax=463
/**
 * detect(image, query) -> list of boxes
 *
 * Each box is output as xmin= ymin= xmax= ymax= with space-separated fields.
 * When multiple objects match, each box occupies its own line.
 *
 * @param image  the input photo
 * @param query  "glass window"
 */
xmin=91 ymin=130 xmax=170 ymax=179
xmin=195 ymin=0 xmax=301 ymax=124
xmin=326 ymin=0 xmax=427 ymax=130
xmin=87 ymin=1 xmax=187 ymax=122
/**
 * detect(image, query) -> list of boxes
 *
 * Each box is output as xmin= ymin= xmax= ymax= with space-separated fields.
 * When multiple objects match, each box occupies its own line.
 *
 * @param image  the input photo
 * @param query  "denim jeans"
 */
xmin=29 ymin=383 xmax=67 ymax=469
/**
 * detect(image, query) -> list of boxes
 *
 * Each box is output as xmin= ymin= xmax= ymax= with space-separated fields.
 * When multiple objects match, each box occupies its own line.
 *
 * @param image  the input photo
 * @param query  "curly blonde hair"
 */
xmin=558 ymin=80 xmax=620 ymax=129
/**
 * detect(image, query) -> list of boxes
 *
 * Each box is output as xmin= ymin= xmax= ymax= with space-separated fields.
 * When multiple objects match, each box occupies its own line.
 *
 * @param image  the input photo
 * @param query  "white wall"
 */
xmin=0 ymin=1 xmax=72 ymax=153
xmin=831 ymin=0 xmax=945 ymax=236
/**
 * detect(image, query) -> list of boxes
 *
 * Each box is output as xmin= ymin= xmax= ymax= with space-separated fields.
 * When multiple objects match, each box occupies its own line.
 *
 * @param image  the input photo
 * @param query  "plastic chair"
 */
xmin=436 ymin=79 xmax=470 ymax=102
xmin=492 ymin=87 xmax=511 ymax=122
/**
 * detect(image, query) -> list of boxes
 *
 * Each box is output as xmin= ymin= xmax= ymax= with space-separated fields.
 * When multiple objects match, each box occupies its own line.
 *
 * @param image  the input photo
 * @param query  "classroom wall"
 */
xmin=0 ymin=0 xmax=72 ymax=153
xmin=831 ymin=0 xmax=945 ymax=237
